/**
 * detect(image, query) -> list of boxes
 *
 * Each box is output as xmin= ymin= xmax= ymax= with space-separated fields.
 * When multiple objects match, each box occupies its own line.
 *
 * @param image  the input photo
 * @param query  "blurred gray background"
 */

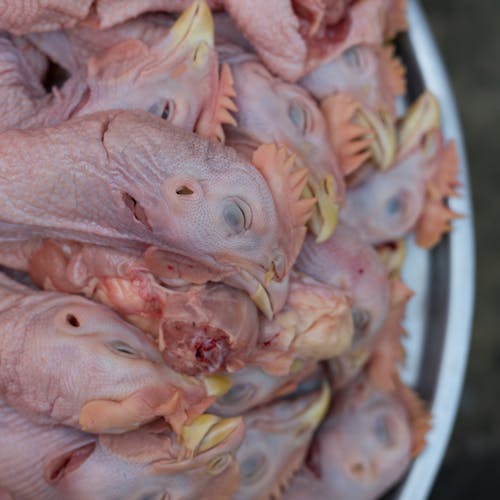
xmin=419 ymin=1 xmax=500 ymax=498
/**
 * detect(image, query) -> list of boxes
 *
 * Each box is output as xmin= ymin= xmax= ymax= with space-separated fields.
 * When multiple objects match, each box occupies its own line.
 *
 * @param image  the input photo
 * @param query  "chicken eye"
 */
xmin=288 ymin=101 xmax=309 ymax=134
xmin=207 ymin=454 xmax=231 ymax=475
xmin=107 ymin=340 xmax=140 ymax=359
xmin=386 ymin=195 xmax=405 ymax=216
xmin=161 ymin=100 xmax=175 ymax=121
xmin=374 ymin=414 xmax=394 ymax=447
xmin=220 ymin=383 xmax=255 ymax=405
xmin=352 ymin=308 xmax=370 ymax=343
xmin=139 ymin=493 xmax=167 ymax=500
xmin=241 ymin=452 xmax=267 ymax=482
xmin=223 ymin=202 xmax=248 ymax=234
xmin=342 ymin=46 xmax=363 ymax=70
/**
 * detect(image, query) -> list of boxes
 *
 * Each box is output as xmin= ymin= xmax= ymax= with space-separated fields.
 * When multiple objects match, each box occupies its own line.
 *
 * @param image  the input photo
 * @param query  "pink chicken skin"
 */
xmin=210 ymin=361 xmax=320 ymax=417
xmin=0 ymin=273 xmax=221 ymax=435
xmin=234 ymin=383 xmax=331 ymax=500
xmin=223 ymin=56 xmax=345 ymax=242
xmin=0 ymin=109 xmax=312 ymax=317
xmin=284 ymin=373 xmax=429 ymax=500
xmin=340 ymin=92 xmax=461 ymax=246
xmin=1 ymin=1 xmax=237 ymax=142
xmin=0 ymin=399 xmax=244 ymax=500
xmin=223 ymin=0 xmax=407 ymax=82
xmin=297 ymin=224 xmax=392 ymax=388
xmin=0 ymin=34 xmax=86 ymax=134
xmin=300 ymin=43 xmax=406 ymax=119
xmin=0 ymin=0 xmax=222 ymax=34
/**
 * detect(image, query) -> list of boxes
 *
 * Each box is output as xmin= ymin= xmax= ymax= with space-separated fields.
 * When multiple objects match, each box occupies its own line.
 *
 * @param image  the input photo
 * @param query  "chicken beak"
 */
xmin=169 ymin=0 xmax=214 ymax=62
xmin=198 ymin=417 xmax=243 ymax=453
xmin=398 ymin=91 xmax=440 ymax=159
xmin=293 ymin=383 xmax=331 ymax=435
xmin=353 ymin=107 xmax=397 ymax=171
xmin=182 ymin=414 xmax=222 ymax=452
xmin=181 ymin=414 xmax=243 ymax=454
xmin=251 ymin=283 xmax=273 ymax=320
xmin=204 ymin=374 xmax=233 ymax=397
xmin=306 ymin=175 xmax=339 ymax=243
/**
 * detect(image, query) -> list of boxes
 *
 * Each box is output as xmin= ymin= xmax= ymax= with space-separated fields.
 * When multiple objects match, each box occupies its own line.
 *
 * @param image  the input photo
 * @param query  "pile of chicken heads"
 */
xmin=0 ymin=0 xmax=461 ymax=499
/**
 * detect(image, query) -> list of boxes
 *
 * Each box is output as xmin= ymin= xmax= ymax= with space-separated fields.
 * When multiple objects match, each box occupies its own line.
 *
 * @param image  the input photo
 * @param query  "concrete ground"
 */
xmin=418 ymin=1 xmax=500 ymax=498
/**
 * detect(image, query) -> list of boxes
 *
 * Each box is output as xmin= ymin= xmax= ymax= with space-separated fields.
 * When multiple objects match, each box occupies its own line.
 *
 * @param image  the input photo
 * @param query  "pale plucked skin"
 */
xmin=339 ymin=131 xmax=446 ymax=245
xmin=56 ymin=420 xmax=244 ymax=500
xmin=234 ymin=385 xmax=330 ymax=500
xmin=0 ymin=0 xmax=222 ymax=34
xmin=94 ymin=0 xmax=224 ymax=29
xmin=70 ymin=8 xmax=222 ymax=140
xmin=224 ymin=0 xmax=405 ymax=82
xmin=0 ymin=35 xmax=87 ymax=134
xmin=0 ymin=110 xmax=290 ymax=312
xmin=210 ymin=361 xmax=319 ymax=417
xmin=28 ymin=15 xmax=174 ymax=72
xmin=298 ymin=224 xmax=390 ymax=347
xmin=11 ymin=35 xmax=49 ymax=80
xmin=0 ymin=398 xmax=94 ymax=500
xmin=6 ymin=4 xmax=225 ymax=142
xmin=224 ymin=57 xmax=345 ymax=201
xmin=284 ymin=376 xmax=412 ymax=500
xmin=0 ymin=272 xmax=212 ymax=434
xmin=0 ymin=0 xmax=94 ymax=35
xmin=300 ymin=44 xmax=403 ymax=118
xmin=0 ymin=399 xmax=244 ymax=500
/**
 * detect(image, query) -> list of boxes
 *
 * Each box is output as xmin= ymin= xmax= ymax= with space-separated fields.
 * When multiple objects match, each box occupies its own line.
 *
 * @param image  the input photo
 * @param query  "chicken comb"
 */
xmin=395 ymin=377 xmax=432 ymax=457
xmin=271 ymin=448 xmax=310 ymax=500
xmin=321 ymin=93 xmax=373 ymax=176
xmin=252 ymin=144 xmax=316 ymax=265
xmin=416 ymin=140 xmax=462 ymax=249
xmin=377 ymin=45 xmax=407 ymax=99
xmin=384 ymin=0 xmax=408 ymax=40
xmin=367 ymin=278 xmax=414 ymax=391
xmin=210 ymin=63 xmax=238 ymax=143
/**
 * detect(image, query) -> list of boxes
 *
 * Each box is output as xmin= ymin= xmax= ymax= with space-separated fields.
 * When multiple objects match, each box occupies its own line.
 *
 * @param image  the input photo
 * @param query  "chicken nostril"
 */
xmin=66 ymin=314 xmax=80 ymax=328
xmin=176 ymin=185 xmax=194 ymax=195
xmin=349 ymin=461 xmax=366 ymax=478
xmin=122 ymin=192 xmax=152 ymax=230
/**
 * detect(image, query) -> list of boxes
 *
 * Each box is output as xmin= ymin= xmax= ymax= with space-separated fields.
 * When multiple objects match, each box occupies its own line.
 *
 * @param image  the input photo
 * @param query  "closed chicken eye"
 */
xmin=139 ymin=493 xmax=167 ymax=500
xmin=374 ymin=414 xmax=395 ymax=447
xmin=207 ymin=454 xmax=231 ymax=475
xmin=223 ymin=201 xmax=250 ymax=234
xmin=288 ymin=101 xmax=309 ymax=134
xmin=146 ymin=100 xmax=175 ymax=122
xmin=161 ymin=100 xmax=175 ymax=121
xmin=241 ymin=452 xmax=267 ymax=482
xmin=342 ymin=46 xmax=363 ymax=70
xmin=107 ymin=340 xmax=140 ymax=359
xmin=220 ymin=383 xmax=255 ymax=405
